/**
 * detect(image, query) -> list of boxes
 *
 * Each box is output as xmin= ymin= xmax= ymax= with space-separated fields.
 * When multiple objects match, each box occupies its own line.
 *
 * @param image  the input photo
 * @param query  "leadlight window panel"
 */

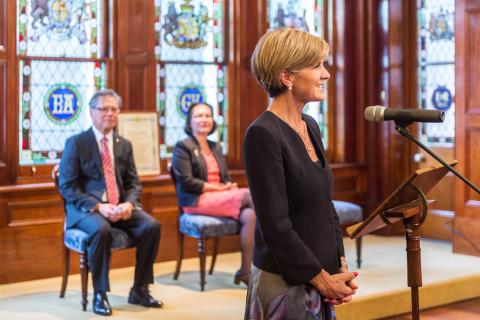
xmin=157 ymin=63 xmax=227 ymax=158
xmin=155 ymin=0 xmax=228 ymax=159
xmin=16 ymin=0 xmax=104 ymax=58
xmin=418 ymin=0 xmax=455 ymax=147
xmin=268 ymin=0 xmax=328 ymax=146
xmin=268 ymin=0 xmax=323 ymax=34
xmin=155 ymin=0 xmax=224 ymax=63
xmin=18 ymin=59 xmax=106 ymax=165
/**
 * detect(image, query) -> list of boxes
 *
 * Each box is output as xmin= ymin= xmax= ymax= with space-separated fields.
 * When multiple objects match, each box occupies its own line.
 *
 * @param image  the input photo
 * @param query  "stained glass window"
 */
xmin=18 ymin=60 xmax=105 ymax=164
xmin=155 ymin=0 xmax=227 ymax=158
xmin=418 ymin=0 xmax=455 ymax=146
xmin=267 ymin=0 xmax=328 ymax=146
xmin=16 ymin=0 xmax=107 ymax=165
xmin=17 ymin=0 xmax=103 ymax=58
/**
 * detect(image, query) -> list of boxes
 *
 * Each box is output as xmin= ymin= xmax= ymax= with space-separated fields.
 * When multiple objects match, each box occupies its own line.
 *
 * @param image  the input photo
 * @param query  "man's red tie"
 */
xmin=101 ymin=136 xmax=119 ymax=205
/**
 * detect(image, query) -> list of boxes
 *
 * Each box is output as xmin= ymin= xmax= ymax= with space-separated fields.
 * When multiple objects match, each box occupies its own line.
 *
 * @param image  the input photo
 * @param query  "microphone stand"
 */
xmin=395 ymin=122 xmax=480 ymax=194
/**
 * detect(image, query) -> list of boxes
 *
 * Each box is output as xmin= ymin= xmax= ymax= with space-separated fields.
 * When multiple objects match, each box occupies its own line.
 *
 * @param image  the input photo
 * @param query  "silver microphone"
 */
xmin=364 ymin=105 xmax=445 ymax=123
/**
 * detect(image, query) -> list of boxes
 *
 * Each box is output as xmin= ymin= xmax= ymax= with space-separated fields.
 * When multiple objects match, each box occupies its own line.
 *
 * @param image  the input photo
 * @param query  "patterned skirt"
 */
xmin=244 ymin=266 xmax=336 ymax=320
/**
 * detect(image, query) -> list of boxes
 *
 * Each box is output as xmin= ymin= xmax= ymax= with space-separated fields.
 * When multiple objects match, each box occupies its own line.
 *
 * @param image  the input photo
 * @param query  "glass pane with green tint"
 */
xmin=157 ymin=63 xmax=227 ymax=158
xmin=418 ymin=0 xmax=455 ymax=146
xmin=19 ymin=59 xmax=106 ymax=165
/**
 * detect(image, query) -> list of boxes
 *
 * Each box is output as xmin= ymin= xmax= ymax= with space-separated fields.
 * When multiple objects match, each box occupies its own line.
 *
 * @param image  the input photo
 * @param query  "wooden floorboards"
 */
xmin=383 ymin=297 xmax=480 ymax=319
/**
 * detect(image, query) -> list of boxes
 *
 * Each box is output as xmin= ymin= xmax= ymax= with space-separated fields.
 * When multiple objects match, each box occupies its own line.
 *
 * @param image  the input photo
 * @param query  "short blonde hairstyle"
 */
xmin=251 ymin=28 xmax=329 ymax=97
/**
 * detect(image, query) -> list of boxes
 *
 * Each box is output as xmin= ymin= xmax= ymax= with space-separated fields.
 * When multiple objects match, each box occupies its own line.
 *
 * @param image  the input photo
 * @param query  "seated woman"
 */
xmin=171 ymin=102 xmax=256 ymax=285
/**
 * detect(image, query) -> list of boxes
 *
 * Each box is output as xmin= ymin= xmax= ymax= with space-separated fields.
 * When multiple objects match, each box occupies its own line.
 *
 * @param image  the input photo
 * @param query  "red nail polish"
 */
xmin=353 ymin=272 xmax=358 ymax=276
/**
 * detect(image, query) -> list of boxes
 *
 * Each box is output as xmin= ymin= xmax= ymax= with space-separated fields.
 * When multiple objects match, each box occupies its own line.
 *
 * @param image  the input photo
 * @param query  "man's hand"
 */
xmin=117 ymin=202 xmax=134 ymax=220
xmin=97 ymin=203 xmax=122 ymax=222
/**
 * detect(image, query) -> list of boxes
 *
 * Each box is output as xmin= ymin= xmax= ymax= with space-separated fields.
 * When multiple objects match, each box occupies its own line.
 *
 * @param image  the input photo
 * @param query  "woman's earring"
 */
xmin=288 ymin=86 xmax=292 ymax=91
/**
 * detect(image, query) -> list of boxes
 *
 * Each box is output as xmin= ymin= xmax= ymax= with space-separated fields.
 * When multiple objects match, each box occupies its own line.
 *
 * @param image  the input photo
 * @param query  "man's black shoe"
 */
xmin=93 ymin=291 xmax=112 ymax=316
xmin=128 ymin=286 xmax=163 ymax=308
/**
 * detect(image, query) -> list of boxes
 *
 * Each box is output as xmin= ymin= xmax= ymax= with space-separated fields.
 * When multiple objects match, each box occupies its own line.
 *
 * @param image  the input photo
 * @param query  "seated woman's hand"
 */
xmin=224 ymin=182 xmax=238 ymax=190
xmin=203 ymin=182 xmax=239 ymax=192
xmin=310 ymin=269 xmax=358 ymax=304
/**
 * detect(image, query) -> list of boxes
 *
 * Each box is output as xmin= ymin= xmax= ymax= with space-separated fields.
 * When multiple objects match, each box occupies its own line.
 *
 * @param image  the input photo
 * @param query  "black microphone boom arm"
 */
xmin=395 ymin=122 xmax=480 ymax=195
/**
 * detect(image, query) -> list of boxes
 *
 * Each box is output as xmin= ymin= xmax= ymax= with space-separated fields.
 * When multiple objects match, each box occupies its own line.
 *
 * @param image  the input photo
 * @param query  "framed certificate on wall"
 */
xmin=117 ymin=112 xmax=160 ymax=176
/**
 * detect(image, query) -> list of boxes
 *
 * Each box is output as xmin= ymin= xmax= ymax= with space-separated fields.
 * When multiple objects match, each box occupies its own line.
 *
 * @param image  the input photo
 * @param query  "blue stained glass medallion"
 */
xmin=157 ymin=63 xmax=227 ymax=157
xmin=19 ymin=59 xmax=106 ymax=165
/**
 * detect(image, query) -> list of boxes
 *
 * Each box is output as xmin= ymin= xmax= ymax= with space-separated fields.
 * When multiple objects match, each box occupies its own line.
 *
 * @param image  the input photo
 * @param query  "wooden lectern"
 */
xmin=347 ymin=160 xmax=457 ymax=320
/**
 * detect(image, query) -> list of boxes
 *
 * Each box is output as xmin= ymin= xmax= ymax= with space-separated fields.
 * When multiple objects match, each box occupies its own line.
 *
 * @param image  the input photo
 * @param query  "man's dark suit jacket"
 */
xmin=171 ymin=136 xmax=231 ymax=207
xmin=59 ymin=127 xmax=142 ymax=228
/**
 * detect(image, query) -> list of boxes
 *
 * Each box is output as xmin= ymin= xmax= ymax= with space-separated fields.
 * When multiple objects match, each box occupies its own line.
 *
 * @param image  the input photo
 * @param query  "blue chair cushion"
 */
xmin=64 ymin=227 xmax=136 ymax=253
xmin=179 ymin=213 xmax=240 ymax=238
xmin=333 ymin=200 xmax=363 ymax=226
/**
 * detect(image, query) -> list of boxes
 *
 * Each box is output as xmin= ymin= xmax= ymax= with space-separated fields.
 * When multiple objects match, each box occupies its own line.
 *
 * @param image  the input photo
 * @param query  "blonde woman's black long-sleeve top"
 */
xmin=243 ymin=111 xmax=345 ymax=286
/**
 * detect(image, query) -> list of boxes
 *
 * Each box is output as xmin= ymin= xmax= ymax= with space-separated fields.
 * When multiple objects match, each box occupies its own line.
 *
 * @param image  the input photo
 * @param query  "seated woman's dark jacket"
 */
xmin=171 ymin=137 xmax=231 ymax=207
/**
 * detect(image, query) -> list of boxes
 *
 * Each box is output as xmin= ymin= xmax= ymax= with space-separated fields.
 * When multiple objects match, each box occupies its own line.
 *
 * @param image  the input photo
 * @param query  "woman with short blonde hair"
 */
xmin=251 ymin=28 xmax=329 ymax=97
xmin=244 ymin=28 xmax=358 ymax=320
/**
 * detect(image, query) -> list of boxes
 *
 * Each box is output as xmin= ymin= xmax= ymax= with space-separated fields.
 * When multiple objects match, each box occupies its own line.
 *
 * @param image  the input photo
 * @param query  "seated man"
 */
xmin=59 ymin=89 xmax=162 ymax=316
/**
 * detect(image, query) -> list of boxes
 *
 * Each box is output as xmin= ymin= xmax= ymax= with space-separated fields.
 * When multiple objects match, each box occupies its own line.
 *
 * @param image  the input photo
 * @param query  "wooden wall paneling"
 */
xmin=339 ymin=0 xmax=365 ymax=164
xmin=329 ymin=0 xmax=343 ymax=163
xmin=0 ymin=0 xmax=17 ymax=186
xmin=0 ymin=61 xmax=6 ymax=174
xmin=351 ymin=0 xmax=366 ymax=164
xmin=454 ymin=0 xmax=480 ymax=256
xmin=114 ymin=0 xmax=156 ymax=111
xmin=465 ymin=130 xmax=480 ymax=202
xmin=373 ymin=0 xmax=415 ymax=204
xmin=0 ymin=165 xmax=363 ymax=284
xmin=0 ymin=176 xmax=241 ymax=284
xmin=364 ymin=0 xmax=382 ymax=213
xmin=0 ymin=0 xmax=5 ymax=51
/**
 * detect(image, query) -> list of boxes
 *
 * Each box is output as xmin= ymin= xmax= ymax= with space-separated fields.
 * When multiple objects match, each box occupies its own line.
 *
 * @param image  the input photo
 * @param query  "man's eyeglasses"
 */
xmin=92 ymin=107 xmax=120 ymax=114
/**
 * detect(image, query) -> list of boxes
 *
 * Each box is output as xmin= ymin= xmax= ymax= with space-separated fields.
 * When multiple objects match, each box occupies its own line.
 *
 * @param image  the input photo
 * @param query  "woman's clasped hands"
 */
xmin=310 ymin=269 xmax=359 ymax=305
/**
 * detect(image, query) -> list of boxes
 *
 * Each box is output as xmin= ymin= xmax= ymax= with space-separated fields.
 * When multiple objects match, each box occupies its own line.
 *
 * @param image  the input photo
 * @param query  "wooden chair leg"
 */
xmin=198 ymin=238 xmax=207 ymax=291
xmin=209 ymin=237 xmax=220 ymax=275
xmin=173 ymin=232 xmax=185 ymax=280
xmin=59 ymin=245 xmax=70 ymax=298
xmin=356 ymin=236 xmax=362 ymax=269
xmin=79 ymin=252 xmax=89 ymax=311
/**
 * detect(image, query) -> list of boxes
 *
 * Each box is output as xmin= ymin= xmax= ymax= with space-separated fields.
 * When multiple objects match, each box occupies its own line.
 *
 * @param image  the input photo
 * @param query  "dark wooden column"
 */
xmin=114 ymin=0 xmax=156 ymax=111
xmin=228 ymin=0 xmax=268 ymax=168
xmin=372 ymin=0 xmax=417 ymax=205
xmin=0 ymin=0 xmax=17 ymax=186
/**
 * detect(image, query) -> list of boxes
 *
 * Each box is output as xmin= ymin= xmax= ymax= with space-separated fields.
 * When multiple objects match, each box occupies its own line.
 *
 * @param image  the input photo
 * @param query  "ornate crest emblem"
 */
xmin=30 ymin=0 xmax=88 ymax=44
xmin=44 ymin=83 xmax=82 ymax=125
xmin=431 ymin=86 xmax=452 ymax=111
xmin=177 ymin=85 xmax=205 ymax=118
xmin=429 ymin=8 xmax=454 ymax=41
xmin=162 ymin=0 xmax=211 ymax=49
xmin=273 ymin=1 xmax=309 ymax=31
